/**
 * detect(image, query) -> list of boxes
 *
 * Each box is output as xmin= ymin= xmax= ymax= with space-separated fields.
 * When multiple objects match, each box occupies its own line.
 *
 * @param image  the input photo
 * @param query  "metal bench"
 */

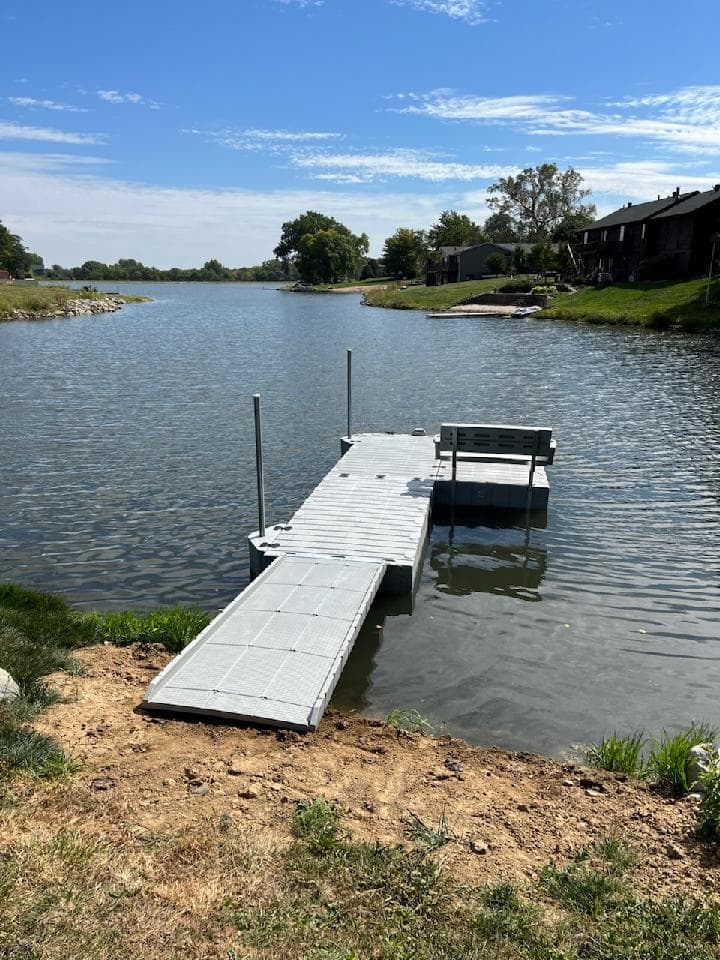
xmin=434 ymin=423 xmax=556 ymax=514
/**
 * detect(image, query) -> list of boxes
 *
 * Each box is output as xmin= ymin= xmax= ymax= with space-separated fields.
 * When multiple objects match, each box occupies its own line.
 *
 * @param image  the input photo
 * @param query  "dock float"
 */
xmin=144 ymin=419 xmax=554 ymax=731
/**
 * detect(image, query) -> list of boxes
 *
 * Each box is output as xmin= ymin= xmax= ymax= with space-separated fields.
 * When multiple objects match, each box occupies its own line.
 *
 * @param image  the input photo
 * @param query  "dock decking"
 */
xmin=144 ymin=431 xmax=551 ymax=730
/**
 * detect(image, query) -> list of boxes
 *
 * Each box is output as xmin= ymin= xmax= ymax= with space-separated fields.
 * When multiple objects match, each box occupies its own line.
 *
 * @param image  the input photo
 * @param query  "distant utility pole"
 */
xmin=706 ymin=233 xmax=720 ymax=308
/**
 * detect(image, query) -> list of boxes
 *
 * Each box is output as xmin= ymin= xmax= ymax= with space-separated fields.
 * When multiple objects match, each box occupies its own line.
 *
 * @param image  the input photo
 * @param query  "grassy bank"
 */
xmin=0 ymin=583 xmax=208 ymax=780
xmin=538 ymin=277 xmax=720 ymax=329
xmin=0 ymin=285 xmax=148 ymax=321
xmin=363 ymin=277 xmax=500 ymax=310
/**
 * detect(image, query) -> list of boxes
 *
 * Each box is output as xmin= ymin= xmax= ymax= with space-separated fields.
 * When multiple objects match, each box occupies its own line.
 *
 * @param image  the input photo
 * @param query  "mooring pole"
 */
xmin=706 ymin=237 xmax=718 ymax=308
xmin=449 ymin=426 xmax=458 ymax=541
xmin=346 ymin=348 xmax=352 ymax=440
xmin=253 ymin=393 xmax=266 ymax=538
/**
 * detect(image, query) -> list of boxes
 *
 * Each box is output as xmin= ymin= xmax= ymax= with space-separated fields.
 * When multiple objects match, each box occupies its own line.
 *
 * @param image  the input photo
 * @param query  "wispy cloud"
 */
xmin=390 ymin=0 xmax=491 ymax=24
xmin=9 ymin=96 xmax=89 ymax=113
xmin=0 ymin=122 xmax=105 ymax=145
xmin=290 ymin=147 xmax=514 ymax=182
xmin=97 ymin=89 xmax=161 ymax=109
xmin=396 ymin=85 xmax=720 ymax=153
xmin=183 ymin=126 xmax=342 ymax=152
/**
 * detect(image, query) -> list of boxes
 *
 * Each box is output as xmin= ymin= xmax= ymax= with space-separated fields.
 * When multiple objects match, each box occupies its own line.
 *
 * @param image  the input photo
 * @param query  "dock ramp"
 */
xmin=143 ymin=555 xmax=384 ymax=730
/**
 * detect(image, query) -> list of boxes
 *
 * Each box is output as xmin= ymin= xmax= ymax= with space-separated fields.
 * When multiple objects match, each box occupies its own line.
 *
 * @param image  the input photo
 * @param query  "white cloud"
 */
xmin=390 ymin=0 xmax=491 ymax=24
xmin=183 ymin=127 xmax=342 ymax=152
xmin=290 ymin=147 xmax=515 ymax=182
xmin=0 ymin=122 xmax=105 ymax=145
xmin=0 ymin=150 xmax=452 ymax=265
xmin=9 ymin=96 xmax=89 ymax=113
xmin=576 ymin=160 xmax=719 ymax=202
xmin=398 ymin=85 xmax=720 ymax=153
xmin=97 ymin=89 xmax=161 ymax=109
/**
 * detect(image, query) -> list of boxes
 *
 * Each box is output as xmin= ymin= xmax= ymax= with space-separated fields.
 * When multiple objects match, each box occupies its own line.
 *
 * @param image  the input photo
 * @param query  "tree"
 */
xmin=527 ymin=243 xmax=558 ymax=274
xmin=483 ymin=212 xmax=519 ymax=243
xmin=274 ymin=210 xmax=368 ymax=279
xmin=295 ymin=228 xmax=364 ymax=284
xmin=382 ymin=228 xmax=427 ymax=279
xmin=0 ymin=220 xmax=33 ymax=277
xmin=427 ymin=210 xmax=484 ymax=250
xmin=551 ymin=211 xmax=595 ymax=242
xmin=486 ymin=253 xmax=508 ymax=276
xmin=486 ymin=164 xmax=595 ymax=241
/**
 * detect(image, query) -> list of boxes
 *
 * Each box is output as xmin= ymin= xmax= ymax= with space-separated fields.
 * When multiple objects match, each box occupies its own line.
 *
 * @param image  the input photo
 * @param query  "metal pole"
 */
xmin=253 ymin=393 xmax=266 ymax=538
xmin=706 ymin=238 xmax=717 ymax=308
xmin=346 ymin=349 xmax=352 ymax=440
xmin=449 ymin=426 xmax=458 ymax=540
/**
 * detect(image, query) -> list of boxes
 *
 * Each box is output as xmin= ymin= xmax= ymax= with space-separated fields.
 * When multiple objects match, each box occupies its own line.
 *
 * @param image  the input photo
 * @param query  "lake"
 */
xmin=1 ymin=282 xmax=718 ymax=755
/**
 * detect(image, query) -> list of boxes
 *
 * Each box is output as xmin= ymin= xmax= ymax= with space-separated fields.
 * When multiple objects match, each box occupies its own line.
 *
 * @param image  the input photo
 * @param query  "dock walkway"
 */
xmin=144 ymin=432 xmax=550 ymax=730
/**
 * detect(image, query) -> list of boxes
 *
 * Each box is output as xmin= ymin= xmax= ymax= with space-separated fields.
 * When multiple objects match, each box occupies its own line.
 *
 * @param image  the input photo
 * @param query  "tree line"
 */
xmin=3 ymin=164 xmax=596 ymax=284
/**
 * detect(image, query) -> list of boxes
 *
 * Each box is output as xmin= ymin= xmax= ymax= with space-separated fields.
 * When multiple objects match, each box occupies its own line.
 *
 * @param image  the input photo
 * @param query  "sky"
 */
xmin=1 ymin=0 xmax=719 ymax=267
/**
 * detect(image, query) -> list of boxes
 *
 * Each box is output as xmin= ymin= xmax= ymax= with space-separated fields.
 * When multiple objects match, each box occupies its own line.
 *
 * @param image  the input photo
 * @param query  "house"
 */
xmin=646 ymin=185 xmax=720 ymax=277
xmin=576 ymin=186 xmax=720 ymax=280
xmin=426 ymin=242 xmax=539 ymax=285
xmin=0 ymin=269 xmax=11 ymax=284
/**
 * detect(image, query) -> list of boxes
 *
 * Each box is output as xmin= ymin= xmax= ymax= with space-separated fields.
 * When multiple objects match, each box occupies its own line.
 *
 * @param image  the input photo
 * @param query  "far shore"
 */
xmin=0 ymin=285 xmax=150 ymax=323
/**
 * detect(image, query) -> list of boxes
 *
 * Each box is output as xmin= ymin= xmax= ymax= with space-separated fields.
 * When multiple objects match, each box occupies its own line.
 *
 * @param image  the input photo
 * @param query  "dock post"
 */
xmin=449 ymin=426 xmax=458 ymax=539
xmin=346 ymin=348 xmax=352 ymax=440
xmin=524 ymin=447 xmax=537 ymax=530
xmin=253 ymin=393 xmax=266 ymax=538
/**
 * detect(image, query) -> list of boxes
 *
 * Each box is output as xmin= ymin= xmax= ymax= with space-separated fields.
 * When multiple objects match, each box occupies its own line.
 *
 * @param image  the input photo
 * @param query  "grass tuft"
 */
xmin=697 ymin=757 xmax=720 ymax=844
xmin=386 ymin=707 xmax=434 ymax=734
xmin=291 ymin=799 xmax=342 ymax=853
xmin=586 ymin=731 xmax=645 ymax=776
xmin=403 ymin=809 xmax=453 ymax=850
xmin=646 ymin=723 xmax=717 ymax=796
xmin=86 ymin=607 xmax=209 ymax=653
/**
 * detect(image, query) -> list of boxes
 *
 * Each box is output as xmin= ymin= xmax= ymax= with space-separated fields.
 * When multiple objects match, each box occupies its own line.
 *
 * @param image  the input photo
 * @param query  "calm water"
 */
xmin=2 ymin=282 xmax=719 ymax=755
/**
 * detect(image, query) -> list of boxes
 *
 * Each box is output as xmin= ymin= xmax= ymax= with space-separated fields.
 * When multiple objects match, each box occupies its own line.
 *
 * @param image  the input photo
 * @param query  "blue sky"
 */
xmin=2 ymin=0 xmax=719 ymax=266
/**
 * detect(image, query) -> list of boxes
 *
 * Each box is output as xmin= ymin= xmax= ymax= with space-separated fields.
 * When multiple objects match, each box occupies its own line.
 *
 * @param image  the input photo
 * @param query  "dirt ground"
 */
xmin=5 ymin=642 xmax=717 ymax=902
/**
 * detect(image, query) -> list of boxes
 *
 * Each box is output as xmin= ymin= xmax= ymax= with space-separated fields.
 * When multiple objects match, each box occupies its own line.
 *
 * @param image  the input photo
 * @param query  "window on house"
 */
xmin=602 ymin=230 xmax=608 ymax=241
xmin=583 ymin=231 xmax=588 ymax=244
xmin=619 ymin=225 xmax=625 ymax=242
xmin=641 ymin=223 xmax=646 ymax=239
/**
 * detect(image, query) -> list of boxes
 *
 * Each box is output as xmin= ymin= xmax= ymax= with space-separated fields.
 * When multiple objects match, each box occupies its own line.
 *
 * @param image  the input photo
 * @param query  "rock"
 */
xmin=562 ymin=779 xmax=575 ymax=787
xmin=239 ymin=787 xmax=259 ymax=800
xmin=227 ymin=758 xmax=245 ymax=776
xmin=190 ymin=783 xmax=210 ymax=797
xmin=445 ymin=758 xmax=464 ymax=773
xmin=578 ymin=776 xmax=605 ymax=792
xmin=688 ymin=743 xmax=717 ymax=793
xmin=586 ymin=789 xmax=603 ymax=799
xmin=470 ymin=840 xmax=489 ymax=855
xmin=666 ymin=843 xmax=685 ymax=860
xmin=0 ymin=669 xmax=20 ymax=704
xmin=90 ymin=776 xmax=116 ymax=791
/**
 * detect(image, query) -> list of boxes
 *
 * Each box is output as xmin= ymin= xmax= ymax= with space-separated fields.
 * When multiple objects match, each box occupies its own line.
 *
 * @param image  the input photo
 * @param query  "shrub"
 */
xmin=697 ymin=758 xmax=720 ymax=844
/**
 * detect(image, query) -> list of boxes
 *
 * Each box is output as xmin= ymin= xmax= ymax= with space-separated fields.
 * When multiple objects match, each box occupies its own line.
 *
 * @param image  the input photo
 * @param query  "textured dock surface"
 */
xmin=144 ymin=554 xmax=384 ymax=730
xmin=146 ymin=432 xmax=552 ymax=730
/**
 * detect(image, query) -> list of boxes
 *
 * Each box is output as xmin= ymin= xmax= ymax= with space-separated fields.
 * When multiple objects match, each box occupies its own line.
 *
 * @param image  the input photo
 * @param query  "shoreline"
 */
xmin=0 ymin=291 xmax=150 ymax=323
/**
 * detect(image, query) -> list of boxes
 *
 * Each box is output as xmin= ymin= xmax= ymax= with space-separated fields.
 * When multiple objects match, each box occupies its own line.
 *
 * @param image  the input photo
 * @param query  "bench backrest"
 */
xmin=438 ymin=423 xmax=554 ymax=462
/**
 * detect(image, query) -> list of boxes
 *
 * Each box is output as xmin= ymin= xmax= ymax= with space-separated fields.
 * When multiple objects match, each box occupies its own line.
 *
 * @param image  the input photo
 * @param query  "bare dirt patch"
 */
xmin=2 ymin=644 xmax=718 ymax=958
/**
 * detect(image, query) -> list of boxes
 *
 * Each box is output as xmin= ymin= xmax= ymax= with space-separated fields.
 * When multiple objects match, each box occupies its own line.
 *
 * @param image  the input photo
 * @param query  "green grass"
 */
xmin=586 ymin=731 xmax=645 ymax=776
xmin=0 ymin=284 xmax=147 ymax=320
xmin=697 ymin=758 xmax=720 ymax=844
xmin=363 ymin=278 xmax=501 ymax=310
xmin=312 ymin=276 xmax=394 ymax=289
xmin=386 ymin=708 xmax=435 ymax=734
xmin=403 ymin=809 xmax=453 ymax=850
xmin=537 ymin=276 xmax=720 ymax=329
xmin=225 ymin=803 xmax=720 ymax=960
xmin=0 ymin=582 xmax=210 ymax=779
xmin=645 ymin=722 xmax=717 ymax=796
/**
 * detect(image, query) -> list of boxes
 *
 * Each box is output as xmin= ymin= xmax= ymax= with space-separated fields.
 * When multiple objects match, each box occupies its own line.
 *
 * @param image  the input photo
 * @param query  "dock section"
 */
xmin=144 ymin=554 xmax=384 ymax=729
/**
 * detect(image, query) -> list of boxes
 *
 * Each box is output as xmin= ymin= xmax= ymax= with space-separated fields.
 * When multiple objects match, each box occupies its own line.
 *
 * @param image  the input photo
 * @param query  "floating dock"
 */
xmin=144 ymin=429 xmax=551 ymax=730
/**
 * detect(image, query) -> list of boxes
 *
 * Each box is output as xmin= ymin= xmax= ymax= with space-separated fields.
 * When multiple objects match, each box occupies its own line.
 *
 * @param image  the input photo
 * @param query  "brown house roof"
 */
xmin=653 ymin=186 xmax=720 ymax=219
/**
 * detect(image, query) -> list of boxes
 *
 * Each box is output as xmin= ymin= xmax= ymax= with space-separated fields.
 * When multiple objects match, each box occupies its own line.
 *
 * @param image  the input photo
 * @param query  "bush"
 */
xmin=498 ymin=280 xmax=534 ymax=293
xmin=697 ymin=759 xmax=720 ymax=844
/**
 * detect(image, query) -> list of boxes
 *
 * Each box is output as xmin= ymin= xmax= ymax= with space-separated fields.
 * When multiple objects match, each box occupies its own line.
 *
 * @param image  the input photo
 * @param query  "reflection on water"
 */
xmin=2 ymin=281 xmax=719 ymax=755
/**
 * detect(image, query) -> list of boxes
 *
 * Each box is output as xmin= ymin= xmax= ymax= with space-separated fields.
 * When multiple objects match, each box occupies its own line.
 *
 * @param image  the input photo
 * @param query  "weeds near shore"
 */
xmin=386 ymin=707 xmax=434 ymax=734
xmin=586 ymin=731 xmax=645 ymax=776
xmin=403 ymin=809 xmax=453 ymax=850
xmin=646 ymin=722 xmax=716 ymax=796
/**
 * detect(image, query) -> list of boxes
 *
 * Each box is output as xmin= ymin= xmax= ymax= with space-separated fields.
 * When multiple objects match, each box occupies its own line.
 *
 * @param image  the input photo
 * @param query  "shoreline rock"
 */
xmin=2 ymin=295 xmax=138 ymax=323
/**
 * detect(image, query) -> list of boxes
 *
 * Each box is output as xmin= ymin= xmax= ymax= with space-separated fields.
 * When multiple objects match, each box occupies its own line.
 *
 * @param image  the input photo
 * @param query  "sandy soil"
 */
xmin=4 ymin=643 xmax=714 ymax=902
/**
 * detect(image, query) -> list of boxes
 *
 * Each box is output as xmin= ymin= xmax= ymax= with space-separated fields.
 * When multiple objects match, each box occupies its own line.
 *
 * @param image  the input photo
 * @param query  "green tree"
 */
xmin=0 ymin=220 xmax=33 ymax=277
xmin=427 ymin=210 xmax=485 ymax=250
xmin=551 ymin=210 xmax=595 ymax=242
xmin=487 ymin=164 xmax=595 ymax=241
xmin=527 ymin=243 xmax=558 ymax=274
xmin=483 ymin=212 xmax=519 ymax=243
xmin=486 ymin=253 xmax=508 ymax=276
xmin=296 ymin=228 xmax=364 ymax=284
xmin=382 ymin=228 xmax=427 ymax=279
xmin=274 ymin=210 xmax=368 ymax=279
